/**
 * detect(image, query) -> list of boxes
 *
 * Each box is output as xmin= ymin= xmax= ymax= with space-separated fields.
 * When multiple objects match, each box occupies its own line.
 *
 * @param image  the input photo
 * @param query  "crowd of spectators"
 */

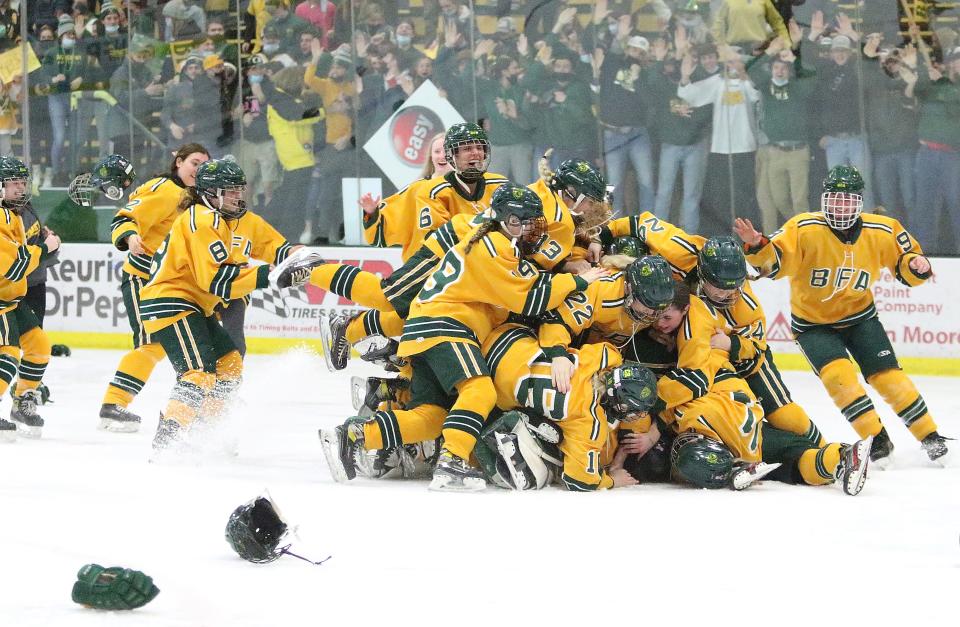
xmin=0 ymin=1 xmax=957 ymax=253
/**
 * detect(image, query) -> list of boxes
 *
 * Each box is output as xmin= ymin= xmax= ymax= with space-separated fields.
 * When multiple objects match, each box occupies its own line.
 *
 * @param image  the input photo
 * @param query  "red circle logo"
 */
xmin=389 ymin=106 xmax=444 ymax=168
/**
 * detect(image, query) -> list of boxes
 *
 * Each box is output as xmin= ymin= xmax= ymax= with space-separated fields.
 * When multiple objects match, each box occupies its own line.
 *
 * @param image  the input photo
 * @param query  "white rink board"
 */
xmin=42 ymin=244 xmax=960 ymax=358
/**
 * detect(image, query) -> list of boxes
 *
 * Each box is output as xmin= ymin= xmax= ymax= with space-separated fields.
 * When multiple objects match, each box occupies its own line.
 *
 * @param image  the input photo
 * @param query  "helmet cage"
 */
xmin=68 ymin=172 xmax=96 ymax=207
xmin=202 ymin=185 xmax=248 ymax=220
xmin=445 ymin=138 xmax=491 ymax=181
xmin=501 ymin=214 xmax=547 ymax=257
xmin=821 ymin=191 xmax=863 ymax=230
xmin=623 ymin=280 xmax=665 ymax=325
xmin=0 ymin=175 xmax=31 ymax=211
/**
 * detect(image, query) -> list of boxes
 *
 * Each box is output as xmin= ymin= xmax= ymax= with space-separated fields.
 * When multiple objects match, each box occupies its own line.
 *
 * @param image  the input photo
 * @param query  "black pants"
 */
xmin=23 ymin=283 xmax=47 ymax=328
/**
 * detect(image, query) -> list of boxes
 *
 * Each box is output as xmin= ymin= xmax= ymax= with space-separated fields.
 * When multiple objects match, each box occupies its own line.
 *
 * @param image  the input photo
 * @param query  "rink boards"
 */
xmin=40 ymin=244 xmax=960 ymax=376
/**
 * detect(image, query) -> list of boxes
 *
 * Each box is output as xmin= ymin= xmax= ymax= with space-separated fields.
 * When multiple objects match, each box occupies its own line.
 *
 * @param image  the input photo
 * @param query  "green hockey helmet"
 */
xmin=69 ymin=154 xmax=137 ymax=206
xmin=489 ymin=183 xmax=546 ymax=256
xmin=600 ymin=361 xmax=658 ymax=423
xmin=606 ymin=235 xmax=650 ymax=258
xmin=670 ymin=432 xmax=734 ymax=489
xmin=224 ymin=496 xmax=289 ymax=563
xmin=195 ymin=158 xmax=248 ymax=219
xmin=624 ymin=255 xmax=676 ymax=325
xmin=549 ymin=159 xmax=612 ymax=237
xmin=697 ymin=236 xmax=747 ymax=309
xmin=443 ymin=122 xmax=490 ymax=183
xmin=0 ymin=156 xmax=31 ymax=210
xmin=821 ymin=165 xmax=865 ymax=230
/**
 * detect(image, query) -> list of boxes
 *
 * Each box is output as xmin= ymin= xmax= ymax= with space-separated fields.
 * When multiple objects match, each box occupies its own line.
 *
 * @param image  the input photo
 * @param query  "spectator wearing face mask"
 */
xmin=265 ymin=0 xmax=310 ymax=51
xmin=236 ymin=54 xmax=280 ymax=211
xmin=394 ymin=20 xmax=424 ymax=69
xmin=87 ymin=2 xmax=127 ymax=159
xmin=38 ymin=15 xmax=91 ymax=187
xmin=0 ymin=0 xmax=19 ymax=52
xmin=162 ymin=57 xmax=203 ymax=151
xmin=204 ymin=18 xmax=240 ymax=65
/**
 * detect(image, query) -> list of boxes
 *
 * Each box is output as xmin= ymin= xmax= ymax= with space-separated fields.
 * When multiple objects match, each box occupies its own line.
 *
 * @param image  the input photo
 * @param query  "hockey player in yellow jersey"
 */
xmin=0 ymin=157 xmax=60 ymax=441
xmin=649 ymin=283 xmax=873 ymax=494
xmin=538 ymin=255 xmax=675 ymax=391
xmin=319 ymin=184 xmax=608 ymax=491
xmin=696 ymin=236 xmax=826 ymax=446
xmin=735 ymin=165 xmax=951 ymax=465
xmin=598 ymin=210 xmax=705 ymax=280
xmin=477 ymin=323 xmax=657 ymax=490
xmin=98 ymin=144 xmax=210 ymax=432
xmin=139 ymin=159 xmax=288 ymax=451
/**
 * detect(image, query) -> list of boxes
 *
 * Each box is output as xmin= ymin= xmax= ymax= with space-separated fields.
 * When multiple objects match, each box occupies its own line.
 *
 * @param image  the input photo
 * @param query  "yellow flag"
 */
xmin=0 ymin=45 xmax=41 ymax=84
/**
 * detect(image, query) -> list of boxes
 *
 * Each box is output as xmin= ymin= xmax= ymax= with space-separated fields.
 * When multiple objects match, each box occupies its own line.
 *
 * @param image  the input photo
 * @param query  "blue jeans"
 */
xmin=872 ymin=150 xmax=915 ymax=224
xmin=823 ymin=134 xmax=874 ymax=208
xmin=654 ymin=139 xmax=708 ymax=232
xmin=47 ymin=93 xmax=70 ymax=176
xmin=913 ymin=145 xmax=960 ymax=254
xmin=603 ymin=127 xmax=654 ymax=217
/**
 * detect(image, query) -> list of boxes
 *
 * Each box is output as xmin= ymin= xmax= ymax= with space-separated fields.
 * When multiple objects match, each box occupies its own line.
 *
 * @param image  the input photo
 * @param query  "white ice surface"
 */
xmin=2 ymin=348 xmax=958 ymax=626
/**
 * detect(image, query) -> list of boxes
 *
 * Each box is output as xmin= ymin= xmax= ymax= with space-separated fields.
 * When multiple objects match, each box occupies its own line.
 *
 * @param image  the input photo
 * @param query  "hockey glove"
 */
xmin=71 ymin=563 xmax=159 ymax=610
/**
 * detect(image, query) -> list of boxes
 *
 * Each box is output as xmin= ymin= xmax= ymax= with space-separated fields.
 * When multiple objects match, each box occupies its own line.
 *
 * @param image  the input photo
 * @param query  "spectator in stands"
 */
xmin=264 ymin=65 xmax=324 ymax=240
xmin=107 ymin=35 xmax=164 ymax=166
xmin=673 ymin=1 xmax=711 ymax=46
xmin=679 ymin=47 xmax=761 ymax=235
xmin=481 ymin=55 xmax=532 ymax=183
xmin=0 ymin=0 xmax=19 ymax=52
xmin=912 ymin=46 xmax=960 ymax=253
xmin=295 ymin=0 xmax=336 ymax=48
xmin=750 ymin=27 xmax=815 ymax=233
xmin=599 ymin=27 xmax=656 ymax=217
xmin=649 ymin=31 xmax=711 ymax=232
xmin=162 ymin=57 xmax=202 ymax=151
xmin=39 ymin=15 xmax=90 ymax=187
xmin=260 ymin=23 xmax=286 ymax=58
xmin=205 ymin=17 xmax=240 ymax=64
xmin=305 ymin=42 xmax=355 ymax=244
xmin=295 ymin=28 xmax=319 ymax=64
xmin=395 ymin=20 xmax=424 ymax=68
xmin=30 ymin=0 xmax=63 ymax=37
xmin=434 ymin=0 xmax=475 ymax=48
xmin=88 ymin=2 xmax=127 ymax=159
xmin=194 ymin=54 xmax=237 ymax=154
xmin=0 ymin=74 xmax=20 ymax=156
xmin=266 ymin=0 xmax=310 ymax=51
xmin=357 ymin=2 xmax=391 ymax=43
xmin=236 ymin=54 xmax=279 ymax=211
xmin=863 ymin=37 xmax=919 ymax=226
xmin=712 ymin=0 xmax=790 ymax=52
xmin=162 ymin=0 xmax=206 ymax=42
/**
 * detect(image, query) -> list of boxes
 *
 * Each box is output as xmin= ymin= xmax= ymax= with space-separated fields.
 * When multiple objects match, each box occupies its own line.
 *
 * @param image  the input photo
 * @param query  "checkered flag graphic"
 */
xmin=249 ymin=285 xmax=310 ymax=318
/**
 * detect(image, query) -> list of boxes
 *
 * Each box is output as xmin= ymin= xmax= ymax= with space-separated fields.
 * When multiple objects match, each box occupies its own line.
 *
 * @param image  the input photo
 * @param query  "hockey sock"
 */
xmin=164 ymin=370 xmax=215 ymax=428
xmin=309 ymin=264 xmax=393 ymax=311
xmin=363 ymin=404 xmax=446 ymax=450
xmin=867 ymin=369 xmax=937 ymax=441
xmin=200 ymin=351 xmax=243 ymax=422
xmin=15 ymin=327 xmax=51 ymax=395
xmin=442 ymin=376 xmax=497 ymax=460
xmin=819 ymin=359 xmax=883 ymax=439
xmin=0 ymin=345 xmax=20 ymax=396
xmin=346 ymin=309 xmax=407 ymax=345
xmin=797 ymin=443 xmax=843 ymax=486
xmin=102 ymin=343 xmax=166 ymax=406
xmin=765 ymin=403 xmax=826 ymax=446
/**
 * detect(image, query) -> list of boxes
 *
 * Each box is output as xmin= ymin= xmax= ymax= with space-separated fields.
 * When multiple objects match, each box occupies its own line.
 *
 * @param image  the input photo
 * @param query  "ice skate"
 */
xmin=319 ymin=418 xmax=365 ymax=482
xmin=836 ymin=436 xmax=873 ymax=496
xmin=98 ymin=404 xmax=142 ymax=433
xmin=11 ymin=389 xmax=44 ymax=438
xmin=869 ymin=428 xmax=894 ymax=469
xmin=350 ymin=376 xmax=408 ymax=417
xmin=729 ymin=462 xmax=780 ymax=491
xmin=151 ymin=414 xmax=184 ymax=452
xmin=0 ymin=417 xmax=15 ymax=442
xmin=358 ymin=337 xmax=406 ymax=372
xmin=270 ymin=247 xmax=325 ymax=289
xmin=320 ymin=310 xmax=352 ymax=371
xmin=921 ymin=431 xmax=952 ymax=466
xmin=428 ymin=448 xmax=486 ymax=492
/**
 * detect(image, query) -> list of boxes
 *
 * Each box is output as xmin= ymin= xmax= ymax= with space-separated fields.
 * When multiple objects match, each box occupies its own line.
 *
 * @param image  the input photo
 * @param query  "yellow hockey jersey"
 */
xmin=707 ymin=281 xmax=768 ymax=376
xmin=482 ymin=323 xmax=628 ymax=490
xmin=603 ymin=212 xmax=705 ymax=279
xmin=0 ymin=208 xmax=45 ymax=314
xmin=746 ymin=212 xmax=930 ymax=332
xmin=538 ymin=272 xmax=641 ymax=351
xmin=526 ymin=178 xmax=578 ymax=271
xmin=110 ymin=176 xmax=186 ymax=280
xmin=140 ymin=206 xmax=289 ymax=333
xmin=364 ymin=172 xmax=509 ymax=262
xmin=399 ymin=229 xmax=586 ymax=358
xmin=657 ymin=295 xmax=762 ymax=462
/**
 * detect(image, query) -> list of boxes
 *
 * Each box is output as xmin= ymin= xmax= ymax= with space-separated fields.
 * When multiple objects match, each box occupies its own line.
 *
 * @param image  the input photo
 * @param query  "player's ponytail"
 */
xmin=463 ymin=220 xmax=497 ymax=255
xmin=176 ymin=187 xmax=201 ymax=214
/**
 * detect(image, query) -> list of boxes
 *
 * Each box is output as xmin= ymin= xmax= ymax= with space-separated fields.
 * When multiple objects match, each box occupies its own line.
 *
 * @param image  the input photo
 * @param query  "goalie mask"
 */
xmin=624 ymin=255 xmax=675 ymax=325
xmin=195 ymin=158 xmax=248 ymax=219
xmin=69 ymin=154 xmax=137 ymax=207
xmin=548 ymin=159 xmax=612 ymax=238
xmin=0 ymin=156 xmax=31 ymax=212
xmin=225 ymin=496 xmax=289 ymax=563
xmin=820 ymin=165 xmax=864 ymax=231
xmin=444 ymin=122 xmax=490 ymax=183
xmin=488 ymin=183 xmax=547 ymax=257
xmin=600 ymin=362 xmax=658 ymax=424
xmin=697 ymin=236 xmax=747 ymax=309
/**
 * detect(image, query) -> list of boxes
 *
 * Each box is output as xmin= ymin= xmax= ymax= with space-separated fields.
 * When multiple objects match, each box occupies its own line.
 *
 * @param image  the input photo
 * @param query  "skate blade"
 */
xmin=731 ymin=462 xmax=781 ymax=491
xmin=318 ymin=429 xmax=351 ymax=483
xmin=350 ymin=376 xmax=367 ymax=412
xmin=14 ymin=424 xmax=42 ymax=439
xmin=268 ymin=246 xmax=316 ymax=286
xmin=98 ymin=418 xmax=141 ymax=433
xmin=843 ymin=436 xmax=873 ymax=496
xmin=0 ymin=430 xmax=16 ymax=442
xmin=318 ymin=316 xmax=338 ymax=372
xmin=428 ymin=473 xmax=486 ymax=492
xmin=930 ymin=449 xmax=951 ymax=468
